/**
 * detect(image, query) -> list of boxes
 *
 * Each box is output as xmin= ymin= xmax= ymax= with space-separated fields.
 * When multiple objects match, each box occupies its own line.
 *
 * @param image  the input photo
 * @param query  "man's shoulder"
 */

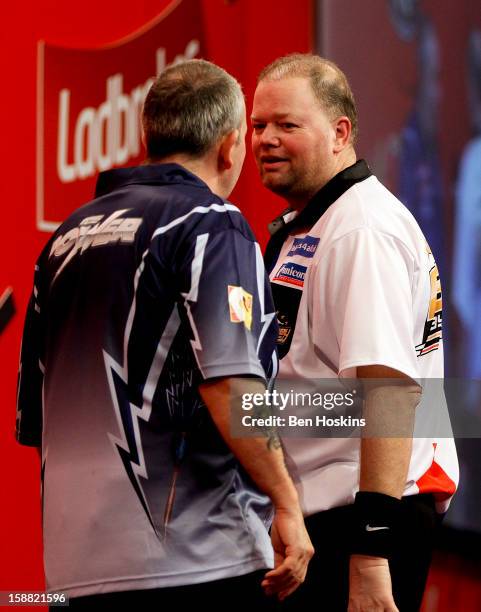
xmin=319 ymin=175 xmax=402 ymax=229
xmin=315 ymin=176 xmax=424 ymax=254
xmin=52 ymin=165 xmax=254 ymax=246
xmin=344 ymin=174 xmax=405 ymax=214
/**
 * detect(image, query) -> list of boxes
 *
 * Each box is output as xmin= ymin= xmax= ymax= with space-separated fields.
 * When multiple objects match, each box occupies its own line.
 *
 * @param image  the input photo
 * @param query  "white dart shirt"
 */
xmin=265 ymin=160 xmax=458 ymax=515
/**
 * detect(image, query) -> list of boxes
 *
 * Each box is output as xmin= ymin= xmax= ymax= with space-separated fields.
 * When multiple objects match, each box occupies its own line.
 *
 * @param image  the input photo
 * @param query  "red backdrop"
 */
xmin=2 ymin=2 xmax=480 ymax=610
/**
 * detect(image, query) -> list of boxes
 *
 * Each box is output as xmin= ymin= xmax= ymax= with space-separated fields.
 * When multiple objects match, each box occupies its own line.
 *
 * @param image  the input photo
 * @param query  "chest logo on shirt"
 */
xmin=273 ymin=262 xmax=307 ymax=288
xmin=416 ymin=245 xmax=442 ymax=357
xmin=228 ymin=285 xmax=253 ymax=330
xmin=287 ymin=235 xmax=320 ymax=258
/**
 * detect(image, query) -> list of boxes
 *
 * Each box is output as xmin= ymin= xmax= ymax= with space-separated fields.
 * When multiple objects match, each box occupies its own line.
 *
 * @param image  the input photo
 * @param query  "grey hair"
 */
xmin=142 ymin=59 xmax=245 ymax=159
xmin=258 ymin=53 xmax=358 ymax=143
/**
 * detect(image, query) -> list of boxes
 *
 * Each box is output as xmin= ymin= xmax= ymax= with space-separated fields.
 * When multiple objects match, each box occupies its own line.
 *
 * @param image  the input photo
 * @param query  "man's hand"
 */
xmin=348 ymin=555 xmax=399 ymax=612
xmin=261 ymin=507 xmax=314 ymax=601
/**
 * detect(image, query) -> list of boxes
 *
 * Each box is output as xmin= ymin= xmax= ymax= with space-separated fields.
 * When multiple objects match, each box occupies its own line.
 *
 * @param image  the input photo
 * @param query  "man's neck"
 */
xmin=145 ymin=153 xmax=223 ymax=197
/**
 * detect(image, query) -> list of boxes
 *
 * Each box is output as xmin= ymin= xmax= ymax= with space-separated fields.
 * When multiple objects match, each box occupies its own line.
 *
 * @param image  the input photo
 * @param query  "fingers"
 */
xmin=263 ymin=510 xmax=314 ymax=600
xmin=262 ymin=572 xmax=300 ymax=601
xmin=261 ymin=550 xmax=311 ymax=600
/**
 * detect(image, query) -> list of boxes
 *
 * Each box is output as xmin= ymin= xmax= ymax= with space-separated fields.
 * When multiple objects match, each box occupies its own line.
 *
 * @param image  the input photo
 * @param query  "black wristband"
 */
xmin=351 ymin=491 xmax=403 ymax=559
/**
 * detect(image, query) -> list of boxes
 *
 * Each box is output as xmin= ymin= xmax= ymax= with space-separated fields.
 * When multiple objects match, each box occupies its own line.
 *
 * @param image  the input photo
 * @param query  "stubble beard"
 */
xmin=260 ymin=165 xmax=317 ymax=203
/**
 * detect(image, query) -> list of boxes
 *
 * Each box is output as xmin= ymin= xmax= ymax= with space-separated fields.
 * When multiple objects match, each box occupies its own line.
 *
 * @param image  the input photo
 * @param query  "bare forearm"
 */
xmin=358 ymin=366 xmax=420 ymax=498
xmin=350 ymin=366 xmax=419 ymax=611
xmin=360 ymin=437 xmax=412 ymax=498
xmin=199 ymin=377 xmax=299 ymax=509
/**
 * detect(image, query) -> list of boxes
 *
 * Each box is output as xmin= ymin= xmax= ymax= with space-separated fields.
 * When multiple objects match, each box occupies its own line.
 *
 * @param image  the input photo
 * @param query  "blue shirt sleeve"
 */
xmin=177 ymin=226 xmax=278 ymax=382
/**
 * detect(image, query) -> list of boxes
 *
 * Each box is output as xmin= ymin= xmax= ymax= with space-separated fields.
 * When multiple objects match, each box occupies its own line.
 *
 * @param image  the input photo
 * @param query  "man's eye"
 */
xmin=281 ymin=123 xmax=297 ymax=129
xmin=252 ymin=124 xmax=265 ymax=132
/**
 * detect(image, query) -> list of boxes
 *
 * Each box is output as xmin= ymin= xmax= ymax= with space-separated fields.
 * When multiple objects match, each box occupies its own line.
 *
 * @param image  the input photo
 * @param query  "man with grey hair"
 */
xmin=252 ymin=53 xmax=458 ymax=611
xmin=16 ymin=59 xmax=313 ymax=610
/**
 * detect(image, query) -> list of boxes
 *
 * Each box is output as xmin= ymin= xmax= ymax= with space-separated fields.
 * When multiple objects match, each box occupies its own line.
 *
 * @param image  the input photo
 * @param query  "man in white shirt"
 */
xmin=251 ymin=53 xmax=458 ymax=611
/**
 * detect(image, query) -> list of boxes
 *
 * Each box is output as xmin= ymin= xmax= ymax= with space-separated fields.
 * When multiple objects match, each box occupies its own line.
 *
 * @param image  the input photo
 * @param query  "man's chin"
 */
xmin=260 ymin=175 xmax=293 ymax=196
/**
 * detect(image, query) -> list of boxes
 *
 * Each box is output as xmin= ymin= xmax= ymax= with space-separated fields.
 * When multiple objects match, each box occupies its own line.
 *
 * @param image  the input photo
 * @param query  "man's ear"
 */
xmin=333 ymin=116 xmax=352 ymax=152
xmin=218 ymin=129 xmax=239 ymax=170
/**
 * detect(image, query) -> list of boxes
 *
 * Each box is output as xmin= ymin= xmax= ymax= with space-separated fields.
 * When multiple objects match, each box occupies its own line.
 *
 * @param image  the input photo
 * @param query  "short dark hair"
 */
xmin=258 ymin=54 xmax=358 ymax=142
xmin=142 ymin=59 xmax=244 ymax=159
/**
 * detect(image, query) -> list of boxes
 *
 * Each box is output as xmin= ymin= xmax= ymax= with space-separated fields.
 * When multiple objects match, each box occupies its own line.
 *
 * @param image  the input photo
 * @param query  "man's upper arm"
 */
xmin=322 ymin=228 xmax=419 ymax=382
xmin=175 ymin=226 xmax=278 ymax=382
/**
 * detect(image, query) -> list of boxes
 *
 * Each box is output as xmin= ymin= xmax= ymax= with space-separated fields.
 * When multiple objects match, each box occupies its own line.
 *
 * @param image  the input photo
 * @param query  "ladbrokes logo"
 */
xmin=37 ymin=0 xmax=204 ymax=232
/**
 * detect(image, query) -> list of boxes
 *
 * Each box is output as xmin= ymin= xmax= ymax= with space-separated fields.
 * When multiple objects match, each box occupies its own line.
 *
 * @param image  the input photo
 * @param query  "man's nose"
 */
xmin=260 ymin=125 xmax=281 ymax=146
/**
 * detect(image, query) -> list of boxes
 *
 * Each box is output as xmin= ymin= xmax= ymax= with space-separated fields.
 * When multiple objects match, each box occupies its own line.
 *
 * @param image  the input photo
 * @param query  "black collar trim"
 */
xmin=94 ymin=163 xmax=209 ymax=198
xmin=264 ymin=160 xmax=372 ymax=272
xmin=269 ymin=159 xmax=372 ymax=236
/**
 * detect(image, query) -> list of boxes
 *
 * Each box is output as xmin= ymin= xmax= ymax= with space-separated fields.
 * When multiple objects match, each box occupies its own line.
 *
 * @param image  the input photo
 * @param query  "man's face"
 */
xmin=251 ymin=77 xmax=338 ymax=206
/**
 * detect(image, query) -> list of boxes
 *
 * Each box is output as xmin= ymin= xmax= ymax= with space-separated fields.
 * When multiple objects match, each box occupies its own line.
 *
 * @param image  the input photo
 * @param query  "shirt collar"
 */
xmin=268 ymin=159 xmax=372 ymax=236
xmin=264 ymin=160 xmax=372 ymax=273
xmin=94 ymin=163 xmax=210 ymax=198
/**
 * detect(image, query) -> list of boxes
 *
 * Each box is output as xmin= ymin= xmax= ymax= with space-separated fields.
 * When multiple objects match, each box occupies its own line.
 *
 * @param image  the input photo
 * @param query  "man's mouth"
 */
xmin=260 ymin=156 xmax=289 ymax=170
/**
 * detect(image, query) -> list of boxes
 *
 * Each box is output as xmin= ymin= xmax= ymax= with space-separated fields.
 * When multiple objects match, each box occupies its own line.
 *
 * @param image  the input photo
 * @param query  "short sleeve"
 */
xmin=177 ymin=228 xmax=278 ymax=381
xmin=322 ymin=228 xmax=419 ymax=380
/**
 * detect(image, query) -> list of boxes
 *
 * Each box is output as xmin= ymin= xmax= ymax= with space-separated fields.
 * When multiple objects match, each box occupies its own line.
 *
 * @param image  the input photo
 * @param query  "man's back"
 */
xmin=17 ymin=163 xmax=276 ymax=597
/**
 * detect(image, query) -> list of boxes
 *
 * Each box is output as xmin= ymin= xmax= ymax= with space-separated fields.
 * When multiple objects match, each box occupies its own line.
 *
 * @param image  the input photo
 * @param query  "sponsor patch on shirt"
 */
xmin=228 ymin=285 xmax=253 ymax=330
xmin=277 ymin=312 xmax=292 ymax=345
xmin=273 ymin=262 xmax=307 ymax=288
xmin=287 ymin=235 xmax=320 ymax=258
xmin=416 ymin=246 xmax=443 ymax=357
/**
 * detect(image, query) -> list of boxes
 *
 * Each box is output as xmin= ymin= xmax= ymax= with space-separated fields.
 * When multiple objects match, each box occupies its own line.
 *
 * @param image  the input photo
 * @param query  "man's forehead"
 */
xmin=251 ymin=93 xmax=322 ymax=123
xmin=253 ymin=77 xmax=316 ymax=108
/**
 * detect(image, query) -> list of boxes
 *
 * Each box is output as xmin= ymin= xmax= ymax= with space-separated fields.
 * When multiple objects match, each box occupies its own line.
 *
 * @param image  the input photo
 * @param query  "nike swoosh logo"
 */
xmin=365 ymin=524 xmax=390 ymax=532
